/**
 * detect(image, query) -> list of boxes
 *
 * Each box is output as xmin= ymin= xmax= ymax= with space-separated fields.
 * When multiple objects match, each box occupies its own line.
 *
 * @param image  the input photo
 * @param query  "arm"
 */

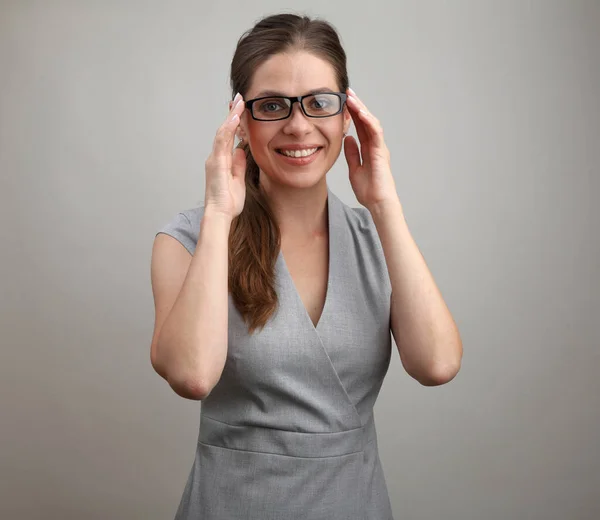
xmin=341 ymin=87 xmax=462 ymax=386
xmin=150 ymin=209 xmax=232 ymax=399
xmin=369 ymin=199 xmax=463 ymax=386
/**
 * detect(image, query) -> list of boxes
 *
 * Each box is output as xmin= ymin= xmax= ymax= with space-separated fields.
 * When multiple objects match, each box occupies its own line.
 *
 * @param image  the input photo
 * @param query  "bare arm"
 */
xmin=150 ymin=92 xmax=247 ymax=400
xmin=150 ymin=209 xmax=233 ymax=400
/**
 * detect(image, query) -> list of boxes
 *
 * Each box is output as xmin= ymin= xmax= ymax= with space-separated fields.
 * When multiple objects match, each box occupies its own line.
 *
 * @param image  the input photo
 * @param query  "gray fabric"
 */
xmin=156 ymin=187 xmax=394 ymax=520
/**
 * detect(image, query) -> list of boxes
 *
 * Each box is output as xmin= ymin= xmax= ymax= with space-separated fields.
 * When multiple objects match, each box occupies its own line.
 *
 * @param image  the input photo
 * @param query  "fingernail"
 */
xmin=233 ymin=92 xmax=241 ymax=104
xmin=348 ymin=87 xmax=357 ymax=96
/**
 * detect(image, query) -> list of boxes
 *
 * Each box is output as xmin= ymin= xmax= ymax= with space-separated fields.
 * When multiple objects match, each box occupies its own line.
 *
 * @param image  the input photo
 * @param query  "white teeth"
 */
xmin=280 ymin=147 xmax=319 ymax=158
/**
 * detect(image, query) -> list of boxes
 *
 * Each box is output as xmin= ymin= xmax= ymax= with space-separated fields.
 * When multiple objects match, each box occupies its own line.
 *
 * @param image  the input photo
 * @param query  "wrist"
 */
xmin=203 ymin=205 xmax=234 ymax=226
xmin=367 ymin=197 xmax=403 ymax=219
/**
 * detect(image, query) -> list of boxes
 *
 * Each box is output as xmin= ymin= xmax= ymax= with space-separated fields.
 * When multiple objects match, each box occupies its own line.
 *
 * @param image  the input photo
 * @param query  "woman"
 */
xmin=150 ymin=12 xmax=462 ymax=520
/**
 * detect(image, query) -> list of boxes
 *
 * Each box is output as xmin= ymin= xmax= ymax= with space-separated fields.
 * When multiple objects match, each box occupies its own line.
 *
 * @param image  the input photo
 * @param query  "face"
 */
xmin=232 ymin=51 xmax=351 ymax=190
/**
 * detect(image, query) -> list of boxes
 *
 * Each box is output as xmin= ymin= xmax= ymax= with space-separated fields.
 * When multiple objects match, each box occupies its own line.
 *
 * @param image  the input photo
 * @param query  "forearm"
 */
xmin=157 ymin=209 xmax=232 ymax=398
xmin=368 ymin=198 xmax=462 ymax=385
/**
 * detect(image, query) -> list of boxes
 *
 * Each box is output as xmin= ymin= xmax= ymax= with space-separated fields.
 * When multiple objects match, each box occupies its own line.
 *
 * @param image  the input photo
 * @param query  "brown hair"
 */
xmin=227 ymin=13 xmax=349 ymax=334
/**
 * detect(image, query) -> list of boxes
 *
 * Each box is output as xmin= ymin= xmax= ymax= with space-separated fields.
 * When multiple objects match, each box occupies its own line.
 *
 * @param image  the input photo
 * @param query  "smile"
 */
xmin=275 ymin=147 xmax=324 ymax=165
xmin=276 ymin=147 xmax=321 ymax=157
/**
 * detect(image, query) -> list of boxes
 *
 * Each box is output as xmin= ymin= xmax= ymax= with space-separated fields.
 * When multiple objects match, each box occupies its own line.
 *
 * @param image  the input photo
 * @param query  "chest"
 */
xmin=216 ymin=208 xmax=393 ymax=426
xmin=281 ymin=239 xmax=329 ymax=329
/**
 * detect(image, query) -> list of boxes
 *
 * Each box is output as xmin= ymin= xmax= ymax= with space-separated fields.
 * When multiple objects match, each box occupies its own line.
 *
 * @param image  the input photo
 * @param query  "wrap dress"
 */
xmin=156 ymin=187 xmax=395 ymax=519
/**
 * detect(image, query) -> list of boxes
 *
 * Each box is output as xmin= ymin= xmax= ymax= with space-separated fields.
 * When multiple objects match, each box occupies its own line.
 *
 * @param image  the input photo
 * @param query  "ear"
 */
xmin=236 ymin=120 xmax=248 ymax=142
xmin=342 ymin=105 xmax=352 ymax=135
xmin=238 ymin=110 xmax=250 ymax=141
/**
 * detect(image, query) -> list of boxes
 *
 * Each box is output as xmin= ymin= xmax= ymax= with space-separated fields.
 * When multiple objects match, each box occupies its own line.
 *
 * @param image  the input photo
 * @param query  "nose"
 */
xmin=282 ymin=102 xmax=314 ymax=136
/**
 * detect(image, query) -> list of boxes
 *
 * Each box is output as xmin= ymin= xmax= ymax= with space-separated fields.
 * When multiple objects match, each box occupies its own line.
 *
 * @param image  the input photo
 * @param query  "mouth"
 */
xmin=275 ymin=146 xmax=324 ymax=165
xmin=275 ymin=146 xmax=323 ymax=157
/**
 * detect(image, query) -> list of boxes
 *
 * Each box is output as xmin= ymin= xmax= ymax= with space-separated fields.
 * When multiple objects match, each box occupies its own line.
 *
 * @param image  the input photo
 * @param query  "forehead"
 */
xmin=247 ymin=51 xmax=339 ymax=98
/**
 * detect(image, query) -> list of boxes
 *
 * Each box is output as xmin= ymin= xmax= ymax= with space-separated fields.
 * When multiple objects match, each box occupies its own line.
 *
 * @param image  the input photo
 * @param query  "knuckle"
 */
xmin=216 ymin=128 xmax=232 ymax=144
xmin=214 ymin=129 xmax=225 ymax=143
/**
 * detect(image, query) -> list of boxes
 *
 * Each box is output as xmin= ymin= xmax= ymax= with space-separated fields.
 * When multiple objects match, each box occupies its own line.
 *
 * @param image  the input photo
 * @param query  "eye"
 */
xmin=263 ymin=102 xmax=282 ymax=112
xmin=256 ymin=98 xmax=287 ymax=113
xmin=306 ymin=94 xmax=338 ymax=114
xmin=310 ymin=98 xmax=330 ymax=110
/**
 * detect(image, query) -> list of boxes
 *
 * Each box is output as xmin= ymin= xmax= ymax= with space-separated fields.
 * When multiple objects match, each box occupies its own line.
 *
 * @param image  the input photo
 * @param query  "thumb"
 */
xmin=343 ymin=135 xmax=361 ymax=175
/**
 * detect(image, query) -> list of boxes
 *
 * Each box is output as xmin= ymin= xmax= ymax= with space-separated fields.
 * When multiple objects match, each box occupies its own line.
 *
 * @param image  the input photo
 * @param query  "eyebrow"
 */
xmin=252 ymin=87 xmax=336 ymax=98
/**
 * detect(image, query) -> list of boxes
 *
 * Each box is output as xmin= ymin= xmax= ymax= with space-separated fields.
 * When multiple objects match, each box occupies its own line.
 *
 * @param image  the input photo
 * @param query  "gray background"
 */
xmin=1 ymin=1 xmax=598 ymax=518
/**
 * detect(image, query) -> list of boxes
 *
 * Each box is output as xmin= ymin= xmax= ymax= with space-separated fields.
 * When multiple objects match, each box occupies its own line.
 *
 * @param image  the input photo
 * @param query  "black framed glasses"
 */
xmin=244 ymin=92 xmax=348 ymax=121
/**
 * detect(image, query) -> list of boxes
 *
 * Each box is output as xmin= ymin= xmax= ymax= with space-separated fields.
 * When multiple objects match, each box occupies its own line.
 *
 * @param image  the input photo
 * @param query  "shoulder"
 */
xmin=155 ymin=206 xmax=206 ymax=256
xmin=338 ymin=202 xmax=391 ymax=295
xmin=347 ymin=205 xmax=385 ymax=257
xmin=337 ymin=200 xmax=381 ymax=250
xmin=349 ymin=205 xmax=375 ymax=232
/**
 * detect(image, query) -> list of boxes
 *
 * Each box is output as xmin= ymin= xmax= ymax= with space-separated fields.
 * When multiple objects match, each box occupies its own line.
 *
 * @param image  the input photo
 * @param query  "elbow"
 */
xmin=165 ymin=372 xmax=212 ymax=400
xmin=418 ymin=337 xmax=463 ymax=386
xmin=409 ymin=346 xmax=463 ymax=387
xmin=151 ymin=340 xmax=212 ymax=400
xmin=151 ymin=349 xmax=212 ymax=400
xmin=150 ymin=345 xmax=169 ymax=384
xmin=169 ymin=376 xmax=212 ymax=400
xmin=416 ymin=360 xmax=461 ymax=386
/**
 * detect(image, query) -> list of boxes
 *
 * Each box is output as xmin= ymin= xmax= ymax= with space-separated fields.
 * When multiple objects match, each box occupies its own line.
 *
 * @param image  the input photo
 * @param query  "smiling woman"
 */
xmin=151 ymin=12 xmax=398 ymax=520
xmin=233 ymin=50 xmax=351 ymax=193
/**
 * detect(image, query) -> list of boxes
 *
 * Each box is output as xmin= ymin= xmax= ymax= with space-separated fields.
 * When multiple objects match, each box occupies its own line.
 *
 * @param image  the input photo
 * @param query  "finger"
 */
xmin=354 ymin=104 xmax=384 ymax=147
xmin=231 ymin=146 xmax=247 ymax=181
xmin=347 ymin=89 xmax=371 ymax=118
xmin=213 ymin=100 xmax=244 ymax=157
xmin=228 ymin=92 xmax=243 ymax=114
xmin=212 ymin=113 xmax=240 ymax=157
xmin=347 ymin=88 xmax=372 ymax=114
xmin=343 ymin=135 xmax=361 ymax=174
xmin=346 ymin=94 xmax=376 ymax=139
xmin=345 ymin=96 xmax=369 ymax=145
xmin=347 ymin=91 xmax=384 ymax=147
xmin=356 ymin=109 xmax=385 ymax=148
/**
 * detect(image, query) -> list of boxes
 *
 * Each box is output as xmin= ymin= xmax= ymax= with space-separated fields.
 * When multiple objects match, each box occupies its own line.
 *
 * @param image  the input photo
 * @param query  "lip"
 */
xmin=275 ymin=146 xmax=323 ymax=165
xmin=275 ymin=144 xmax=324 ymax=151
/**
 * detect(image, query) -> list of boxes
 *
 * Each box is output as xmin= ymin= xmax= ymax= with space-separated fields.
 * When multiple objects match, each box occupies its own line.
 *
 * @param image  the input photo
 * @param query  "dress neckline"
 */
xmin=276 ymin=186 xmax=339 ymax=334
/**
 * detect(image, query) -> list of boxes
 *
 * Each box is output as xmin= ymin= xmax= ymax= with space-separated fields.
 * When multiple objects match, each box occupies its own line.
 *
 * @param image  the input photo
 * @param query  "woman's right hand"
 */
xmin=204 ymin=93 xmax=248 ymax=219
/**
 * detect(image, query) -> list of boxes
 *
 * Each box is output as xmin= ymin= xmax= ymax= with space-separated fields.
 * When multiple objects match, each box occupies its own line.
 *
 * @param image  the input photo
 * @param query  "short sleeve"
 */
xmin=351 ymin=206 xmax=392 ymax=298
xmin=155 ymin=206 xmax=205 ymax=256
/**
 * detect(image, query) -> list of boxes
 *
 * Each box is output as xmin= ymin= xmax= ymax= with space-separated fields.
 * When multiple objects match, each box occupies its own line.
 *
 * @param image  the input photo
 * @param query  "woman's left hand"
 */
xmin=343 ymin=88 xmax=399 ymax=211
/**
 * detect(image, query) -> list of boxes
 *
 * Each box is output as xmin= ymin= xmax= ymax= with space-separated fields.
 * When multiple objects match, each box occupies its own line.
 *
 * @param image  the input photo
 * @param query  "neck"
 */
xmin=259 ymin=173 xmax=329 ymax=241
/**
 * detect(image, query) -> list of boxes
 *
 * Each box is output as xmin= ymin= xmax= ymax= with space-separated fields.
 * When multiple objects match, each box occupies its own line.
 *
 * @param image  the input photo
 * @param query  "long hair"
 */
xmin=228 ymin=13 xmax=349 ymax=334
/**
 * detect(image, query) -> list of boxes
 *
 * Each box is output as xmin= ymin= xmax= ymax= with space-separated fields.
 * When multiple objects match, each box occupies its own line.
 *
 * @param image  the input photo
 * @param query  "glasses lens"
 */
xmin=253 ymin=97 xmax=291 ymax=120
xmin=302 ymin=94 xmax=341 ymax=117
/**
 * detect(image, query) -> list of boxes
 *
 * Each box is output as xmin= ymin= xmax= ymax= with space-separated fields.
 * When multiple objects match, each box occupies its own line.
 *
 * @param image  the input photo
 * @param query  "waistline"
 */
xmin=199 ymin=412 xmax=376 ymax=458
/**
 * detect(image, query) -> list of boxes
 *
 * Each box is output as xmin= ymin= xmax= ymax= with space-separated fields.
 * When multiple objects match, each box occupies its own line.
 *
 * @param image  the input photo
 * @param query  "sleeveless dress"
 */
xmin=156 ymin=187 xmax=395 ymax=520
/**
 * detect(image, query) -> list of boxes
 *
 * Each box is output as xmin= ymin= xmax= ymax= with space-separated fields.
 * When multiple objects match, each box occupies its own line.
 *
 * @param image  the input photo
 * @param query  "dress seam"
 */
xmin=198 ymin=440 xmax=364 ymax=459
xmin=202 ymin=413 xmax=363 ymax=434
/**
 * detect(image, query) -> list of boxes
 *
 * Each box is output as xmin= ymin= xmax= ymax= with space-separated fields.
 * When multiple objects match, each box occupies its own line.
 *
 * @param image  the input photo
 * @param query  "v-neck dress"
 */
xmin=156 ymin=187 xmax=394 ymax=520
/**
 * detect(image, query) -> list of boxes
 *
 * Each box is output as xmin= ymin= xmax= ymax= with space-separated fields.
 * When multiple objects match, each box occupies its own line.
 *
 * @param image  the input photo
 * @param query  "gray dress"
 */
xmin=156 ymin=187 xmax=395 ymax=520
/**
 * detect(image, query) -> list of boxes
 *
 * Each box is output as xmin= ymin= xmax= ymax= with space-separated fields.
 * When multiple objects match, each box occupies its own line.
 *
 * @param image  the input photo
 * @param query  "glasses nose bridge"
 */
xmin=288 ymin=96 xmax=309 ymax=120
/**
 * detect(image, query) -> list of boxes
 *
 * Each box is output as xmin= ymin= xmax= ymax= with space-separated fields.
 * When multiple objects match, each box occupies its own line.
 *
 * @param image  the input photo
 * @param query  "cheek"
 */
xmin=247 ymin=125 xmax=278 ymax=152
xmin=322 ymin=121 xmax=344 ymax=138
